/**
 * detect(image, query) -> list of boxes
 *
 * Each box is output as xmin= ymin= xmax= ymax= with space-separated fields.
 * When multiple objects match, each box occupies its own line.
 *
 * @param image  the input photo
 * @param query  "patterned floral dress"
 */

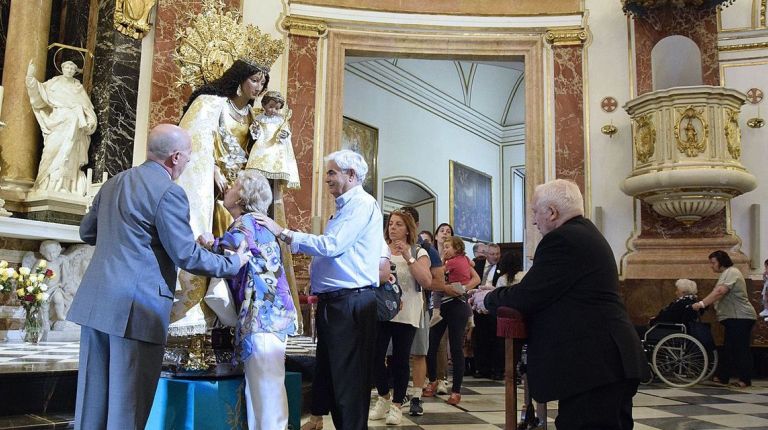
xmin=212 ymin=213 xmax=297 ymax=362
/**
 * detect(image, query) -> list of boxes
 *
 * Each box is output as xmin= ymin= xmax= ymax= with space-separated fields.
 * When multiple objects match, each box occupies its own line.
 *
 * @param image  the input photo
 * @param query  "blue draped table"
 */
xmin=146 ymin=372 xmax=301 ymax=429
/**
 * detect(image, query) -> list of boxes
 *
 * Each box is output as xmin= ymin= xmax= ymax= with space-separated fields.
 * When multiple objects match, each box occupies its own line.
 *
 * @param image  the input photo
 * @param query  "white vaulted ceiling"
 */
xmin=345 ymin=57 xmax=526 ymax=144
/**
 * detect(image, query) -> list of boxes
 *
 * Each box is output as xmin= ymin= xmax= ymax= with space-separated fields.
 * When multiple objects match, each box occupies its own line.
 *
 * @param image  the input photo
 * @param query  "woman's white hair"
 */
xmin=236 ymin=170 xmax=272 ymax=214
xmin=326 ymin=149 xmax=368 ymax=184
xmin=534 ymin=179 xmax=584 ymax=217
xmin=675 ymin=278 xmax=698 ymax=295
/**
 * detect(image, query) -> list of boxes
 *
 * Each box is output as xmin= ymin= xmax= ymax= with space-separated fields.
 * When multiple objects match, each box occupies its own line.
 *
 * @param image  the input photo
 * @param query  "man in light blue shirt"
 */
xmin=255 ymin=149 xmax=383 ymax=430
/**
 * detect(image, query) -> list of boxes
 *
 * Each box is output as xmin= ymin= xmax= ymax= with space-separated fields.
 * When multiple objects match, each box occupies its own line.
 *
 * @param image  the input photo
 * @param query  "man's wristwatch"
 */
xmin=278 ymin=229 xmax=292 ymax=243
xmin=407 ymin=257 xmax=416 ymax=265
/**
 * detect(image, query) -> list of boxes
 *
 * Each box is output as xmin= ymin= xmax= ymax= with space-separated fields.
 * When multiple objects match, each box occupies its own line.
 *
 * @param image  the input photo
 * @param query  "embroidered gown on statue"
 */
xmin=170 ymin=95 xmax=301 ymax=337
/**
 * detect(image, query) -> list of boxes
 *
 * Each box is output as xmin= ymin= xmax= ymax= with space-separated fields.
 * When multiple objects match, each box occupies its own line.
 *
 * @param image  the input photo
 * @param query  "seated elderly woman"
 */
xmin=650 ymin=279 xmax=701 ymax=326
xmin=635 ymin=279 xmax=701 ymax=340
xmin=198 ymin=169 xmax=297 ymax=430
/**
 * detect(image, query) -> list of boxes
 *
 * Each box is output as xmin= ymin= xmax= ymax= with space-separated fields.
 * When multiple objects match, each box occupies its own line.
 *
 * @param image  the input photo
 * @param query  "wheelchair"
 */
xmin=641 ymin=322 xmax=718 ymax=388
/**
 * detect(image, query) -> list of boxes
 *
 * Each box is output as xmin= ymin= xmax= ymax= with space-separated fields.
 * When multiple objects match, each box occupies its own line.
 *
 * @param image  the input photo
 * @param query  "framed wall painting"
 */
xmin=449 ymin=160 xmax=492 ymax=242
xmin=341 ymin=116 xmax=378 ymax=198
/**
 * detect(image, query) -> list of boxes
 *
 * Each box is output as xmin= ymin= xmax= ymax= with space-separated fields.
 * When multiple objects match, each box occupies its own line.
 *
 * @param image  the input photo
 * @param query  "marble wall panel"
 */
xmin=639 ymin=202 xmax=727 ymax=238
xmin=88 ymin=0 xmax=141 ymax=179
xmin=621 ymin=278 xmax=768 ymax=347
xmin=634 ymin=8 xmax=719 ymax=96
xmin=149 ymin=0 xmax=240 ymax=127
xmin=285 ymin=35 xmax=319 ymax=291
xmin=553 ymin=45 xmax=585 ymax=192
xmin=46 ymin=0 xmax=92 ymax=81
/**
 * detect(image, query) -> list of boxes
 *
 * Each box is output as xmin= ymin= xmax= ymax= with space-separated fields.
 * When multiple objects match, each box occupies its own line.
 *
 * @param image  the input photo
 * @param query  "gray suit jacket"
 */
xmin=68 ymin=161 xmax=240 ymax=344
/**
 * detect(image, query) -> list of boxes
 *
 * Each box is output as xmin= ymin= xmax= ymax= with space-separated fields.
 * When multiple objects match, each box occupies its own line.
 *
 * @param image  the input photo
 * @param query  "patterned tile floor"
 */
xmin=6 ymin=341 xmax=768 ymax=429
xmin=304 ymin=377 xmax=768 ymax=429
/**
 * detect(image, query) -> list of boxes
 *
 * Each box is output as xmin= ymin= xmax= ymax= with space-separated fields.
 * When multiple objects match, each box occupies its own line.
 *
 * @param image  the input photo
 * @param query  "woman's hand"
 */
xmin=197 ymin=232 xmax=215 ymax=249
xmin=394 ymin=240 xmax=412 ymax=260
xmin=252 ymin=212 xmax=283 ymax=236
xmin=213 ymin=168 xmax=227 ymax=197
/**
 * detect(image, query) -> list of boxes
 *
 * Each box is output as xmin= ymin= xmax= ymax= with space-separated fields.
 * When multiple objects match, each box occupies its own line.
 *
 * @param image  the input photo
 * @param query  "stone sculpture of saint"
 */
xmin=26 ymin=60 xmax=97 ymax=196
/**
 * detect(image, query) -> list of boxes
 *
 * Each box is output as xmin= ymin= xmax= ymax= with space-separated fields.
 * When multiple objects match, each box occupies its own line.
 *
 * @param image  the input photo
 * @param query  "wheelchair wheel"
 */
xmin=651 ymin=333 xmax=708 ymax=388
xmin=703 ymin=349 xmax=719 ymax=381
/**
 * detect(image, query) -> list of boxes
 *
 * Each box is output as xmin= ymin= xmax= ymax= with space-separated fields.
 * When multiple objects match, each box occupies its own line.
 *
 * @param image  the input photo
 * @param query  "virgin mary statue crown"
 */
xmin=174 ymin=0 xmax=285 ymax=90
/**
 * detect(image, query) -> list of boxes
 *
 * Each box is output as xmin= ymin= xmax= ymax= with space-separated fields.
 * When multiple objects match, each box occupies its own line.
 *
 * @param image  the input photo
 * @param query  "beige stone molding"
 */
xmin=282 ymin=16 xmax=328 ymax=37
xmin=544 ymin=28 xmax=587 ymax=46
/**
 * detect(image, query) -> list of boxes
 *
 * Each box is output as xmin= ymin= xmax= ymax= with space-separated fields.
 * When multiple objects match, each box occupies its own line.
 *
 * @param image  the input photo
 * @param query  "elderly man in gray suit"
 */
xmin=67 ymin=124 xmax=250 ymax=429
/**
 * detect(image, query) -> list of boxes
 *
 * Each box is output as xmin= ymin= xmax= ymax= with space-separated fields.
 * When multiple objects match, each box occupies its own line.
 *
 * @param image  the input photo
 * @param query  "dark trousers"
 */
xmin=311 ymin=288 xmax=377 ymax=430
xmin=374 ymin=321 xmax=417 ymax=404
xmin=473 ymin=311 xmax=505 ymax=375
xmin=74 ymin=326 xmax=164 ymax=430
xmin=555 ymin=379 xmax=639 ymax=430
xmin=427 ymin=299 xmax=470 ymax=393
xmin=717 ymin=318 xmax=755 ymax=385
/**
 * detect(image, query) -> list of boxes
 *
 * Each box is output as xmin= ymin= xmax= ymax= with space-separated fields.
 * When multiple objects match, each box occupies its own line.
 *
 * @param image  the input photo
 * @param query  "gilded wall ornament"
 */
xmin=724 ymin=108 xmax=741 ymax=159
xmin=633 ymin=114 xmax=656 ymax=164
xmin=674 ymin=106 xmax=708 ymax=157
xmin=114 ymin=0 xmax=157 ymax=39
xmin=174 ymin=0 xmax=285 ymax=90
xmin=282 ymin=16 xmax=328 ymax=38
xmin=544 ymin=28 xmax=587 ymax=46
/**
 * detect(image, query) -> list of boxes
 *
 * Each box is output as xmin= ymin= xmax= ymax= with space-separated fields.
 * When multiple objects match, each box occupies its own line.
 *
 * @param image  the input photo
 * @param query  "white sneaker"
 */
xmin=436 ymin=379 xmax=449 ymax=395
xmin=370 ymin=397 xmax=391 ymax=420
xmin=385 ymin=404 xmax=403 ymax=425
xmin=760 ymin=309 xmax=768 ymax=317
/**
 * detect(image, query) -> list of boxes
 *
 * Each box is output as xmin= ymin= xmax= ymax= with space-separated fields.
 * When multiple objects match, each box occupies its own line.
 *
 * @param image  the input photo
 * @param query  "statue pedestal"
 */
xmin=0 ymin=187 xmax=89 ymax=225
xmin=622 ymin=234 xmax=750 ymax=280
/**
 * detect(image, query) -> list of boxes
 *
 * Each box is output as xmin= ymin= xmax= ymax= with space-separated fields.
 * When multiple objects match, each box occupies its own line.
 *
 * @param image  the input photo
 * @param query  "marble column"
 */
xmin=149 ymin=0 xmax=240 ymax=127
xmin=283 ymin=17 xmax=327 ymax=293
xmin=0 ymin=0 xmax=53 ymax=189
xmin=87 ymin=0 xmax=142 ymax=180
xmin=547 ymin=29 xmax=587 ymax=192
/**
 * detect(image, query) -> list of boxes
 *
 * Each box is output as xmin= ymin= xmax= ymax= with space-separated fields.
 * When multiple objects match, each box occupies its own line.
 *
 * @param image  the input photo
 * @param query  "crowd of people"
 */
xmin=61 ymin=53 xmax=766 ymax=430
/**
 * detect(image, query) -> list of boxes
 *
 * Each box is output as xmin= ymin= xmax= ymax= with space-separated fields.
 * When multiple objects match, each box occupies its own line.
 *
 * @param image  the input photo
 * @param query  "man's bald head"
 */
xmin=147 ymin=124 xmax=192 ymax=180
xmin=147 ymin=124 xmax=191 ymax=160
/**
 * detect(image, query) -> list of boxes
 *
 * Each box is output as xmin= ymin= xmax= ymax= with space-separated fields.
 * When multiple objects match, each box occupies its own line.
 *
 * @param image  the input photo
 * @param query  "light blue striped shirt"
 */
xmin=291 ymin=185 xmax=384 ymax=294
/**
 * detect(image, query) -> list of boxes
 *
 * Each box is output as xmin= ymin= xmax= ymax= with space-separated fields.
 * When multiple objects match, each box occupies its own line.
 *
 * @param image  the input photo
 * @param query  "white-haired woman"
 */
xmin=648 ymin=279 xmax=701 ymax=326
xmin=199 ymin=169 xmax=297 ymax=429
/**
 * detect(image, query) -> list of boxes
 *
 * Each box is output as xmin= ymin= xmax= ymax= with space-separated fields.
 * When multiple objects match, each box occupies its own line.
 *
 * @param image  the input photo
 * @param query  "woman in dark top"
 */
xmin=650 ymin=278 xmax=701 ymax=326
xmin=636 ymin=278 xmax=700 ymax=340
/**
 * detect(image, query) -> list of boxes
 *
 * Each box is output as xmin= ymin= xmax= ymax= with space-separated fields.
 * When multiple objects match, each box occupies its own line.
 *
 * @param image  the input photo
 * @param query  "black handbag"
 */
xmin=376 ymin=281 xmax=402 ymax=321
